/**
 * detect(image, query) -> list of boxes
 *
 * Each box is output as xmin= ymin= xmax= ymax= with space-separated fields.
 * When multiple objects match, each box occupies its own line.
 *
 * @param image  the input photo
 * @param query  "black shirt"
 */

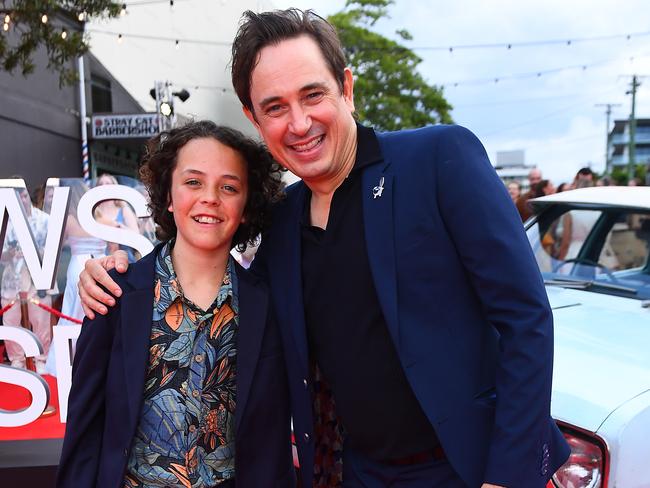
xmin=301 ymin=124 xmax=439 ymax=460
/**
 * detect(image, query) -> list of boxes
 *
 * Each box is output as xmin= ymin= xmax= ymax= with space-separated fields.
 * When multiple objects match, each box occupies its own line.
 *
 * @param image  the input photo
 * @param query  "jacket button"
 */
xmin=304 ymin=433 xmax=310 ymax=442
xmin=123 ymin=448 xmax=128 ymax=457
xmin=303 ymin=378 xmax=308 ymax=388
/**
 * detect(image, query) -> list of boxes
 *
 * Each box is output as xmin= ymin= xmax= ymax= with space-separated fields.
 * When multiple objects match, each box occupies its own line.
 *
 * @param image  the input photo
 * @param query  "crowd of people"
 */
xmin=507 ymin=166 xmax=645 ymax=222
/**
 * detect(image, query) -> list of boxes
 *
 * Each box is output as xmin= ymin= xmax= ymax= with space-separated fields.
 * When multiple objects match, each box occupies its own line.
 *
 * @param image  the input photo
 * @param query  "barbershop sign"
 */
xmin=92 ymin=113 xmax=160 ymax=139
xmin=0 ymin=181 xmax=154 ymax=426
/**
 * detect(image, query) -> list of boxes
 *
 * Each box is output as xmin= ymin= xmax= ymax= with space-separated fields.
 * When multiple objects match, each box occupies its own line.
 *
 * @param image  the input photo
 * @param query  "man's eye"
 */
xmin=306 ymin=91 xmax=324 ymax=101
xmin=265 ymin=104 xmax=283 ymax=115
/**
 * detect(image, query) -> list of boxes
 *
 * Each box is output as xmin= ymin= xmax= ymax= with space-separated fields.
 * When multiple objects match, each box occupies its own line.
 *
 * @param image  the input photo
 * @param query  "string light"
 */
xmin=89 ymin=28 xmax=650 ymax=53
xmin=175 ymin=39 xmax=179 ymax=49
xmin=78 ymin=12 xmax=86 ymax=22
xmin=120 ymin=4 xmax=127 ymax=16
xmin=2 ymin=22 xmax=8 ymax=32
xmin=41 ymin=14 xmax=48 ymax=24
xmin=61 ymin=30 xmax=67 ymax=40
xmin=118 ymin=33 xmax=123 ymax=44
xmin=4 ymin=14 xmax=10 ymax=24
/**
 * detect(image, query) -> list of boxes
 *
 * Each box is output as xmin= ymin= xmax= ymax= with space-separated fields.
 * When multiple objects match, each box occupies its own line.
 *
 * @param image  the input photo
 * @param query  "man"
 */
xmin=79 ymin=9 xmax=569 ymax=487
xmin=574 ymin=167 xmax=594 ymax=186
xmin=1 ymin=183 xmax=55 ymax=373
xmin=527 ymin=168 xmax=542 ymax=188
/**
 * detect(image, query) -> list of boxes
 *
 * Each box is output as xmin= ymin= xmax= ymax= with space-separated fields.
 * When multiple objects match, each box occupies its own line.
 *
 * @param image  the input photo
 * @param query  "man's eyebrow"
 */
xmin=258 ymin=82 xmax=328 ymax=108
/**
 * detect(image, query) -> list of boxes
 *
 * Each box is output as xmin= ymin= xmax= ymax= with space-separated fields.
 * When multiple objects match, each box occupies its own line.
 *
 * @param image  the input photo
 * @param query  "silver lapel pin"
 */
xmin=372 ymin=176 xmax=385 ymax=199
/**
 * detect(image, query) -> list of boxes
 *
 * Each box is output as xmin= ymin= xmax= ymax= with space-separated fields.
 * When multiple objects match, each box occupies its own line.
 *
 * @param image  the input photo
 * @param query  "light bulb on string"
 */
xmin=175 ymin=39 xmax=180 ymax=50
xmin=78 ymin=12 xmax=86 ymax=22
xmin=4 ymin=14 xmax=9 ymax=24
xmin=2 ymin=22 xmax=8 ymax=32
xmin=61 ymin=30 xmax=67 ymax=40
xmin=120 ymin=4 xmax=127 ymax=16
xmin=41 ymin=14 xmax=48 ymax=24
xmin=118 ymin=33 xmax=123 ymax=44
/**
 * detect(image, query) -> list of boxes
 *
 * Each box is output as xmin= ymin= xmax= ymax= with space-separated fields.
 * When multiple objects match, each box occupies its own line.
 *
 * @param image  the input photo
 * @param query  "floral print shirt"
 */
xmin=124 ymin=241 xmax=238 ymax=487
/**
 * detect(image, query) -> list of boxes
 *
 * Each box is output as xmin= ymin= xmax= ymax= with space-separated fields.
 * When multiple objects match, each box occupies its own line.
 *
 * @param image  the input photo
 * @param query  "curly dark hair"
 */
xmin=139 ymin=120 xmax=284 ymax=250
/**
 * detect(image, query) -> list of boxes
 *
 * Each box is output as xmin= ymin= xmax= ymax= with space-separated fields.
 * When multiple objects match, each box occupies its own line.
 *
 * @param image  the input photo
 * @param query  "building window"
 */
xmin=91 ymin=75 xmax=112 ymax=113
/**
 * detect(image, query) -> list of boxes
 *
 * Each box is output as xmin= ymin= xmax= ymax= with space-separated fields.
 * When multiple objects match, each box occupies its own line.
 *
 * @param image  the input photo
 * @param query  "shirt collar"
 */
xmin=352 ymin=122 xmax=383 ymax=173
xmin=154 ymin=240 xmax=236 ymax=314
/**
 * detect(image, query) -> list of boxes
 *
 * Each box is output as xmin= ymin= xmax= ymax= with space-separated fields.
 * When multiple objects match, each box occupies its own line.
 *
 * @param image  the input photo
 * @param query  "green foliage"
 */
xmin=610 ymin=164 xmax=647 ymax=185
xmin=328 ymin=0 xmax=452 ymax=131
xmin=0 ymin=1 xmax=120 ymax=85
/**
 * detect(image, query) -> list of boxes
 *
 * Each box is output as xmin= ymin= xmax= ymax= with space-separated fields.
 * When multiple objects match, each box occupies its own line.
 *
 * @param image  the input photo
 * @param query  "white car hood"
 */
xmin=548 ymin=286 xmax=650 ymax=432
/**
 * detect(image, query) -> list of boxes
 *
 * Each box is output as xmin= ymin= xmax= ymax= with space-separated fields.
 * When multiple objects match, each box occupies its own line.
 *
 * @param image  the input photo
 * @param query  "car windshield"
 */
xmin=526 ymin=207 xmax=650 ymax=300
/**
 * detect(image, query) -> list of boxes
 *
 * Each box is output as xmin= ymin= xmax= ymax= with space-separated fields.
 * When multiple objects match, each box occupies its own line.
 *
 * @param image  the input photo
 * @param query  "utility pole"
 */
xmin=595 ymin=103 xmax=621 ymax=176
xmin=626 ymin=75 xmax=641 ymax=181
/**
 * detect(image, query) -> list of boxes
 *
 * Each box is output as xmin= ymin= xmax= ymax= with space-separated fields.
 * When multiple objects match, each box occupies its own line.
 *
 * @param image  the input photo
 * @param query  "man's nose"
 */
xmin=288 ymin=105 xmax=312 ymax=135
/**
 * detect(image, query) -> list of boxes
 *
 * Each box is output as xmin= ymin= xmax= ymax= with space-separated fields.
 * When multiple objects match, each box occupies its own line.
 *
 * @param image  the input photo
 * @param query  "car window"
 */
xmin=527 ymin=208 xmax=650 ymax=299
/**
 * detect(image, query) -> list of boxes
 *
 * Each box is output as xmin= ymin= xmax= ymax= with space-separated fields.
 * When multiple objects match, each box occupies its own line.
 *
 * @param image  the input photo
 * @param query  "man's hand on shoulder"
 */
xmin=78 ymin=250 xmax=130 ymax=319
xmin=482 ymin=484 xmax=506 ymax=488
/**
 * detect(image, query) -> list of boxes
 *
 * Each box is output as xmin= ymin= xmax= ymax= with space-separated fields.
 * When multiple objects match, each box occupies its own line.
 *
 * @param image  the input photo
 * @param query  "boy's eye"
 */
xmin=186 ymin=179 xmax=200 ymax=186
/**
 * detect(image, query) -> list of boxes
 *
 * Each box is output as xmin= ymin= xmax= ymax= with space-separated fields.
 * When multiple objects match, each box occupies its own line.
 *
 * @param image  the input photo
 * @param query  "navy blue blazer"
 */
xmin=57 ymin=244 xmax=295 ymax=488
xmin=253 ymin=125 xmax=570 ymax=487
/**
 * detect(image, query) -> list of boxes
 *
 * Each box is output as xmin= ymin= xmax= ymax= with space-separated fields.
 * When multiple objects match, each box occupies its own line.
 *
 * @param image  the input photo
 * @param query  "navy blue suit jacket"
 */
xmin=253 ymin=125 xmax=570 ymax=487
xmin=57 ymin=244 xmax=295 ymax=488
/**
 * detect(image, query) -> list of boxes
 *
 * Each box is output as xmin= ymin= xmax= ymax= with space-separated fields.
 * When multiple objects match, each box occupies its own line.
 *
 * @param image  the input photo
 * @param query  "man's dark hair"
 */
xmin=139 ymin=120 xmax=284 ymax=250
xmin=231 ymin=8 xmax=347 ymax=115
xmin=576 ymin=167 xmax=594 ymax=177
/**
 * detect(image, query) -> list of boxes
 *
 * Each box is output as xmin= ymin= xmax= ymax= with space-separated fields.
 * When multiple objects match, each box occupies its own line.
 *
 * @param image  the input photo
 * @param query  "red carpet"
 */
xmin=0 ymin=374 xmax=66 ymax=441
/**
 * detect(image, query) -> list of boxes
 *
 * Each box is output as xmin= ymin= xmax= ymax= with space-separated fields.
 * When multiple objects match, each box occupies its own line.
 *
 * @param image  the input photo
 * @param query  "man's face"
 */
xmin=528 ymin=169 xmax=542 ymax=186
xmin=243 ymin=35 xmax=357 ymax=186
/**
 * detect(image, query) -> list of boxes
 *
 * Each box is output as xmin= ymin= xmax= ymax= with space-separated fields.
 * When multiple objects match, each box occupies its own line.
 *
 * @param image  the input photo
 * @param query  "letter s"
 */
xmin=77 ymin=184 xmax=154 ymax=257
xmin=0 ymin=326 xmax=49 ymax=427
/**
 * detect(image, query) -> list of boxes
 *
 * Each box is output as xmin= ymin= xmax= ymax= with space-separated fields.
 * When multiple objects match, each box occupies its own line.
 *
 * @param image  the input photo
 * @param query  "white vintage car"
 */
xmin=526 ymin=186 xmax=650 ymax=488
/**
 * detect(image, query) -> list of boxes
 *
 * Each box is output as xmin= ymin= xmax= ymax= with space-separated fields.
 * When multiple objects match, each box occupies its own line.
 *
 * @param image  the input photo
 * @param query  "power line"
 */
xmin=412 ymin=30 xmax=650 ymax=52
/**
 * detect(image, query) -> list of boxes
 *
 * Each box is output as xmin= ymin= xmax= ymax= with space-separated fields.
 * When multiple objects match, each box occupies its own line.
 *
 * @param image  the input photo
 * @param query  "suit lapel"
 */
xmin=277 ymin=184 xmax=310 ymax=369
xmin=362 ymin=162 xmax=400 ymax=345
xmin=120 ymin=249 xmax=158 ymax=423
xmin=235 ymin=268 xmax=268 ymax=433
xmin=121 ymin=289 xmax=154 ymax=422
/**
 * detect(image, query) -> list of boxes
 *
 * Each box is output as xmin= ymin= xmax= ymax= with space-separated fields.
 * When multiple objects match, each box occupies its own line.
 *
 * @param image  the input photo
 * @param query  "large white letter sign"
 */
xmin=77 ymin=184 xmax=154 ymax=257
xmin=0 ymin=185 xmax=70 ymax=290
xmin=0 ymin=327 xmax=49 ymax=427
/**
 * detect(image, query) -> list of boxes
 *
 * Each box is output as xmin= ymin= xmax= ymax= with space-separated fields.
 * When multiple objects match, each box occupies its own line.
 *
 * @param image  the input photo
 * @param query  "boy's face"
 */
xmin=168 ymin=137 xmax=248 ymax=257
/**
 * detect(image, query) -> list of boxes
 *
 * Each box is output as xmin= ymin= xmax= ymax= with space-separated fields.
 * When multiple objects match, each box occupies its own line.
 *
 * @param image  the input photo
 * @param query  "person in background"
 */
xmin=1 ymin=181 xmax=55 ymax=373
xmin=506 ymin=180 xmax=521 ymax=203
xmin=57 ymin=122 xmax=294 ymax=488
xmin=574 ymin=167 xmax=594 ymax=186
xmin=515 ymin=167 xmax=543 ymax=221
xmin=94 ymin=173 xmax=140 ymax=262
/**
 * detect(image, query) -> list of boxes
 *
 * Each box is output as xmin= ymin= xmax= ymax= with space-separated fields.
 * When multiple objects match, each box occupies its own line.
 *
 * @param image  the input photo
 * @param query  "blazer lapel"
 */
xmin=235 ymin=269 xmax=268 ymax=434
xmin=362 ymin=163 xmax=400 ymax=345
xmin=120 ymin=250 xmax=158 ymax=423
xmin=276 ymin=184 xmax=310 ymax=369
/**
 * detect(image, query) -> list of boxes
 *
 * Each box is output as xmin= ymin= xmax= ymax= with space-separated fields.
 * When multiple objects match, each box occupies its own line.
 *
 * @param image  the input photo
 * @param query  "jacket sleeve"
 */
xmin=56 ymin=303 xmax=117 ymax=487
xmin=433 ymin=126 xmax=555 ymax=487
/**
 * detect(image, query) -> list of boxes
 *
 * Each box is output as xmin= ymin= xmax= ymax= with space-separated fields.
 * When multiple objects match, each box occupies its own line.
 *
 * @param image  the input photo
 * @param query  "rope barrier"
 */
xmin=0 ymin=300 xmax=16 ymax=316
xmin=28 ymin=298 xmax=83 ymax=324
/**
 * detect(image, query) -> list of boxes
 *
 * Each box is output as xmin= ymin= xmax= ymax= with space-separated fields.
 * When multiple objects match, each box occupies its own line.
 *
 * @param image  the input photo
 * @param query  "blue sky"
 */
xmin=275 ymin=0 xmax=650 ymax=184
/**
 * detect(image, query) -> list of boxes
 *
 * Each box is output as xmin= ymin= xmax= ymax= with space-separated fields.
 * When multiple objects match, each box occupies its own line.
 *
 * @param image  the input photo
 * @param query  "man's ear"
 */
xmin=343 ymin=67 xmax=355 ymax=112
